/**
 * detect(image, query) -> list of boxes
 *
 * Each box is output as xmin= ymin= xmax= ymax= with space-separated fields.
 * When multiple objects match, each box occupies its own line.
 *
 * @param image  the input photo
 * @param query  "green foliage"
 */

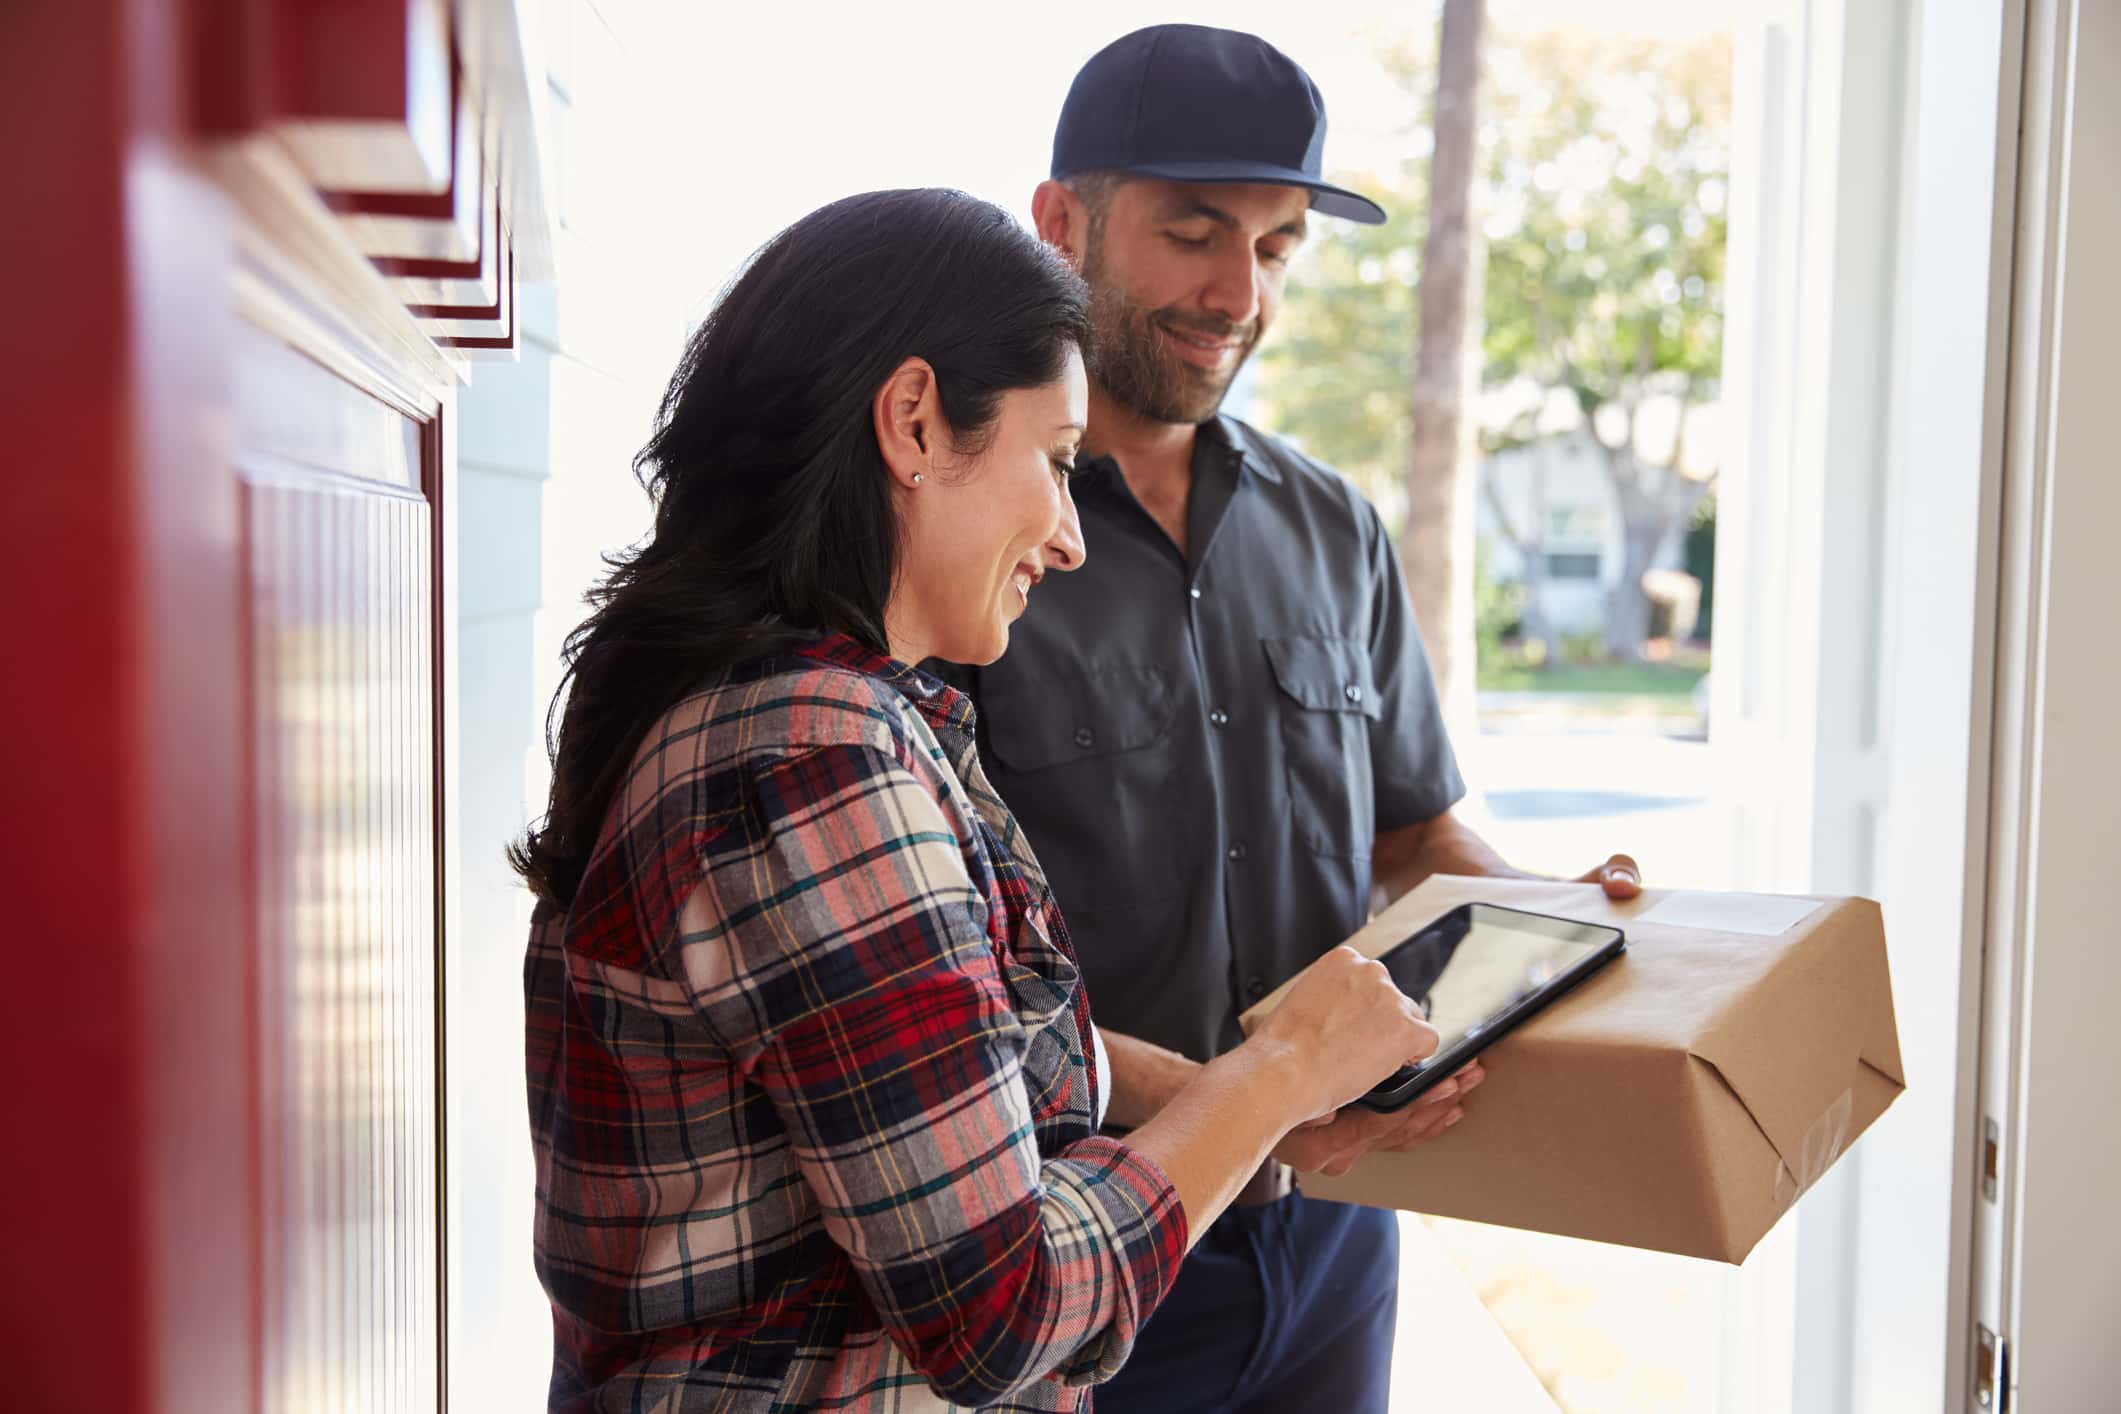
xmin=1476 ymin=659 xmax=1707 ymax=699
xmin=1252 ymin=27 xmax=1732 ymax=515
xmin=1482 ymin=33 xmax=1730 ymax=426
xmin=1253 ymin=173 xmax=1428 ymax=511
xmin=1685 ymin=491 xmax=1717 ymax=641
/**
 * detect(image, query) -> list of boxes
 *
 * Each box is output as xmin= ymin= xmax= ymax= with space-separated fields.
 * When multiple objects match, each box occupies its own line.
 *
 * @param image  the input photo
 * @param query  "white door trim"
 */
xmin=1717 ymin=1 xmax=2029 ymax=1410
xmin=1974 ymin=1 xmax=2121 ymax=1406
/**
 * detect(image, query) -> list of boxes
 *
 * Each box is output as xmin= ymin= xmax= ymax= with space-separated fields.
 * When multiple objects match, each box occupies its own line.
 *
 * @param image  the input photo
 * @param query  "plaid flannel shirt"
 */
xmin=525 ymin=633 xmax=1187 ymax=1412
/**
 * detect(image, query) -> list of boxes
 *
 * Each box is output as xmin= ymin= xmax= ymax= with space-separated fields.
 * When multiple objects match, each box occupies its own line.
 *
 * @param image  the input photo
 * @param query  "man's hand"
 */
xmin=1271 ymin=1059 xmax=1485 ymax=1178
xmin=1576 ymin=852 xmax=1642 ymax=900
xmin=1374 ymin=811 xmax=1647 ymax=909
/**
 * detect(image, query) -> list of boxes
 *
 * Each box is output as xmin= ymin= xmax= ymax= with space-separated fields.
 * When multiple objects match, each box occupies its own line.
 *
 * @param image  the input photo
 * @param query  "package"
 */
xmin=1238 ymin=874 xmax=1905 ymax=1263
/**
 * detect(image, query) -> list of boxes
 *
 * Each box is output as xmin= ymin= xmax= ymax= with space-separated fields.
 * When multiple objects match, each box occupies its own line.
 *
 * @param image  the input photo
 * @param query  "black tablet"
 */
xmin=1350 ymin=901 xmax=1626 ymax=1112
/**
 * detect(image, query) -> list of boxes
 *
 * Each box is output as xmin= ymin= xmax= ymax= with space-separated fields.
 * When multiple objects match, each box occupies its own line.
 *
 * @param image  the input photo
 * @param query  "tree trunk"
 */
xmin=1601 ymin=462 xmax=1714 ymax=661
xmin=1604 ymin=500 xmax=1666 ymax=663
xmin=1402 ymin=0 xmax=1486 ymax=701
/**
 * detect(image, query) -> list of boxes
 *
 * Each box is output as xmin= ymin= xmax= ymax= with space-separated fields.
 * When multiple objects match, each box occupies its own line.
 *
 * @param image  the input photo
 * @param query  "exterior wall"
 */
xmin=447 ymin=0 xmax=674 ymax=1401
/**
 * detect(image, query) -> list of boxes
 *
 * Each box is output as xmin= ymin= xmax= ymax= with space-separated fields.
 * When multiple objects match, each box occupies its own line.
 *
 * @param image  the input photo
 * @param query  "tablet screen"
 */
xmin=1377 ymin=903 xmax=1620 ymax=1068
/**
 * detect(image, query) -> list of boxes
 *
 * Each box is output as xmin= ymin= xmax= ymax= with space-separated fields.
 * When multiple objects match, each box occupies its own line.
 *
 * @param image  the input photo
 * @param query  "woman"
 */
xmin=516 ymin=188 xmax=1445 ymax=1412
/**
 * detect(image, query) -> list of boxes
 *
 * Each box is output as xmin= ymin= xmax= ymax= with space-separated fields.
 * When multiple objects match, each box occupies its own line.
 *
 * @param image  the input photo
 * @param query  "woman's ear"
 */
xmin=872 ymin=357 xmax=939 ymax=488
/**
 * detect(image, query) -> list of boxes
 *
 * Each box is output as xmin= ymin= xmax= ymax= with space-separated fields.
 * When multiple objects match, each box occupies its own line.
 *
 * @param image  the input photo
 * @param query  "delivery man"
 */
xmin=941 ymin=24 xmax=1644 ymax=1412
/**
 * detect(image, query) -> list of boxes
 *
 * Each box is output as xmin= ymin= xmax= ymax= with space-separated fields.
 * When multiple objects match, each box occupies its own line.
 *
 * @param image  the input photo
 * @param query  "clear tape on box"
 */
xmin=1773 ymin=1088 xmax=1854 ymax=1209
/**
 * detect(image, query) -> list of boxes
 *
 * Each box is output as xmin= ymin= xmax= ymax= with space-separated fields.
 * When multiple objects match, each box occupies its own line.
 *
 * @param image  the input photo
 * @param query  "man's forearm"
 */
xmin=1099 ymin=1028 xmax=1204 ymax=1129
xmin=1371 ymin=807 xmax=1528 ymax=908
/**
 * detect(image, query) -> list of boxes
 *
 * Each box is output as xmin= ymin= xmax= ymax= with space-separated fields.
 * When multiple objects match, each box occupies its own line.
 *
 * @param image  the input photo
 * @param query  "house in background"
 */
xmin=1473 ymin=388 xmax=1718 ymax=656
xmin=1475 ymin=432 xmax=1686 ymax=637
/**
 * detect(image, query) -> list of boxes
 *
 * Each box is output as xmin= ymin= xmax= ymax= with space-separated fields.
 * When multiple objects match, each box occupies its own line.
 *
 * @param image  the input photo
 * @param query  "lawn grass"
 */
xmin=1475 ymin=659 xmax=1709 ymax=696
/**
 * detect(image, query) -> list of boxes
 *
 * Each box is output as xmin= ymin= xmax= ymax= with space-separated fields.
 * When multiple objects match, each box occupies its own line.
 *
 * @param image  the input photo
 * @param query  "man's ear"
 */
xmin=1032 ymin=179 xmax=1088 ymax=269
xmin=872 ymin=357 xmax=938 ymax=488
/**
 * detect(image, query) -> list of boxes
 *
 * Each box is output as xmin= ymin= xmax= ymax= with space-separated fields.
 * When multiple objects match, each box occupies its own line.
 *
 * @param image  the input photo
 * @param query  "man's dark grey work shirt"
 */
xmin=942 ymin=415 xmax=1466 ymax=1063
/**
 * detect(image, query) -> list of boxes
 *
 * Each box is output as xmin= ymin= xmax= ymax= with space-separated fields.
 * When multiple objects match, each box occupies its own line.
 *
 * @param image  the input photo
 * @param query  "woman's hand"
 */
xmin=1246 ymin=945 xmax=1441 ymax=1128
xmin=1118 ymin=948 xmax=1442 ymax=1249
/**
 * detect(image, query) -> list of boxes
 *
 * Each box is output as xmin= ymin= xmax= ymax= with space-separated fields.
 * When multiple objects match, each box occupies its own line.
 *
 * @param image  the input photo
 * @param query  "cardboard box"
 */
xmin=1238 ymin=874 xmax=1905 ymax=1264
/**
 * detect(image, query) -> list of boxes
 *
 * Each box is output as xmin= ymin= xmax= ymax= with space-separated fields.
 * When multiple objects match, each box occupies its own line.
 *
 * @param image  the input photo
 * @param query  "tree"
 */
xmin=1481 ymin=33 xmax=1728 ymax=660
xmin=1403 ymin=0 xmax=1486 ymax=704
xmin=1255 ymin=27 xmax=1730 ymax=665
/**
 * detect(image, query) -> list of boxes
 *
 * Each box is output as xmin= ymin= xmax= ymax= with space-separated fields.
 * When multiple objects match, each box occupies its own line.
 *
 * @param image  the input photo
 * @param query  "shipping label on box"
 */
xmin=1237 ymin=874 xmax=1905 ymax=1263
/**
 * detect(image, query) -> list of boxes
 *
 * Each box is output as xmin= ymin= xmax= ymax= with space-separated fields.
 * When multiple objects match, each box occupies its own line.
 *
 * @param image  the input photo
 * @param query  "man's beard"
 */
xmin=1082 ymin=258 xmax=1259 ymax=426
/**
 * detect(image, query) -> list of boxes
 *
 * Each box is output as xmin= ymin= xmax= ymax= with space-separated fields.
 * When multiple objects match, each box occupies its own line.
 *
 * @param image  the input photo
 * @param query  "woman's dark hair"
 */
xmin=510 ymin=188 xmax=1090 ymax=907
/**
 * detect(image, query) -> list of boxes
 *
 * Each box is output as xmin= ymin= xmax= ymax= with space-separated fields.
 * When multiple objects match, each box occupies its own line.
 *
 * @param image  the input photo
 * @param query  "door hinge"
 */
xmin=1975 ymin=1323 xmax=2011 ymax=1412
xmin=1982 ymin=1116 xmax=2001 ymax=1203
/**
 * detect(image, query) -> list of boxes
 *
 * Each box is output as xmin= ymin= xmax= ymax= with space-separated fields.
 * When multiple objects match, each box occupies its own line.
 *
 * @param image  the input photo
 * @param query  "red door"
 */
xmin=2 ymin=3 xmax=544 ymax=1408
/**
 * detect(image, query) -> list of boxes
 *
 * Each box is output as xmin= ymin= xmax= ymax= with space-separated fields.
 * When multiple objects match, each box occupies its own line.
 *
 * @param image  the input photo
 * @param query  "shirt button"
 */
xmin=1189 ymin=586 xmax=1203 ymax=600
xmin=1074 ymin=726 xmax=1096 ymax=748
xmin=1344 ymin=683 xmax=1364 ymax=704
xmin=1226 ymin=842 xmax=1248 ymax=862
xmin=1245 ymin=975 xmax=1267 ymax=1001
xmin=1209 ymin=709 xmax=1229 ymax=727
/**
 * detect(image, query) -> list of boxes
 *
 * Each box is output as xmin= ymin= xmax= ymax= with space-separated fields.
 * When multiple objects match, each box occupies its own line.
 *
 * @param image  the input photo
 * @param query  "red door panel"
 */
xmin=240 ymin=329 xmax=441 ymax=1413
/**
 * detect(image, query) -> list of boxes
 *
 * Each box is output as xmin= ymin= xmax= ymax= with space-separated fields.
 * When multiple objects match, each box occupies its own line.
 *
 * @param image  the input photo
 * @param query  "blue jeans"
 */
xmin=1095 ymin=1193 xmax=1400 ymax=1413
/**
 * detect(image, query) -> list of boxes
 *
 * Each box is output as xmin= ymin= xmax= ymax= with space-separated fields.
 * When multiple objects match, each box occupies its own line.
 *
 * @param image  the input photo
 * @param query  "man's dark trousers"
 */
xmin=1096 ymin=1192 xmax=1399 ymax=1413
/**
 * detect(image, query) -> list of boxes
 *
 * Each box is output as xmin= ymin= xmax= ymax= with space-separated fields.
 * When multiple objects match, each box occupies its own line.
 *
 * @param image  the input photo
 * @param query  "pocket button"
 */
xmin=1074 ymin=726 xmax=1096 ymax=749
xmin=1344 ymin=684 xmax=1364 ymax=704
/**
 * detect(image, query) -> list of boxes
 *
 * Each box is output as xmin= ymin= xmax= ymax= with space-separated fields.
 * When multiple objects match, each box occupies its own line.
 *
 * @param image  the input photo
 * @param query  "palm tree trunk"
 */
xmin=1404 ymin=0 xmax=1486 ymax=702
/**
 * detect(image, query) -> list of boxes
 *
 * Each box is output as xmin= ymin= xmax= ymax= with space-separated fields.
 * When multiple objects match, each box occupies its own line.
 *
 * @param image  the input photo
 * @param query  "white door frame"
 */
xmin=1860 ymin=1 xmax=2027 ymax=1411
xmin=1968 ymin=1 xmax=2121 ymax=1407
xmin=1714 ymin=1 xmax=2027 ymax=1410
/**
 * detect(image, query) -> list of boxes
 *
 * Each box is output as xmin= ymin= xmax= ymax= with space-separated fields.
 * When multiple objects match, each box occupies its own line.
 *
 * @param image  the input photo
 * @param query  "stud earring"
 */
xmin=912 ymin=472 xmax=925 ymax=485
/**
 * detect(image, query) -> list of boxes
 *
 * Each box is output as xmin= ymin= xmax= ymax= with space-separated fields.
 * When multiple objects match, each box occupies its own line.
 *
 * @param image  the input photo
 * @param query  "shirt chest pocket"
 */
xmin=1263 ymin=635 xmax=1381 ymax=859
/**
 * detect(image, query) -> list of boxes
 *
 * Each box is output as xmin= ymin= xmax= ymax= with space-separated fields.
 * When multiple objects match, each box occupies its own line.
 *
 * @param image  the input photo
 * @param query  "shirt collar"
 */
xmin=1076 ymin=413 xmax=1283 ymax=489
xmin=796 ymin=630 xmax=976 ymax=736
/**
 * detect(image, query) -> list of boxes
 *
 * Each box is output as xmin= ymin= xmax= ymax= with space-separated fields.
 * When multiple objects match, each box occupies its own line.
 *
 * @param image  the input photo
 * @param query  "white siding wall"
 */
xmin=448 ymin=1 xmax=676 ymax=1403
xmin=1474 ymin=436 xmax=1693 ymax=636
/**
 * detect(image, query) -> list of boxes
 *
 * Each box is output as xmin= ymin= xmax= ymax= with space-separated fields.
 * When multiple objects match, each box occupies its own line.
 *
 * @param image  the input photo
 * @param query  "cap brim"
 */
xmin=1109 ymin=158 xmax=1387 ymax=225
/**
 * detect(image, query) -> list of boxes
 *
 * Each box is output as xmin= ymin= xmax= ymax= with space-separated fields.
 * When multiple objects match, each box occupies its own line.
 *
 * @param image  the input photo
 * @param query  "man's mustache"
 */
xmin=1152 ymin=312 xmax=1258 ymax=347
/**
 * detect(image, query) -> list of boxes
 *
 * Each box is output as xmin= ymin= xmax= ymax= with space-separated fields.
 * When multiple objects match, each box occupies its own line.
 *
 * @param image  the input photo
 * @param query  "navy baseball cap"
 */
xmin=1051 ymin=24 xmax=1386 ymax=225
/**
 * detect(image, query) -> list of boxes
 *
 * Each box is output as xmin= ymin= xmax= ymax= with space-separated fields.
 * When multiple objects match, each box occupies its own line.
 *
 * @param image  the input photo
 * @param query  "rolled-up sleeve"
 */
xmin=687 ymin=739 xmax=1187 ymax=1405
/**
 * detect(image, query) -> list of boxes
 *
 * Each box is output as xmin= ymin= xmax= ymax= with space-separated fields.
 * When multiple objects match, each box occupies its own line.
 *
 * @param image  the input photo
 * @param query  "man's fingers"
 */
xmin=1374 ymin=1107 xmax=1464 ymax=1154
xmin=1575 ymin=851 xmax=1642 ymax=899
